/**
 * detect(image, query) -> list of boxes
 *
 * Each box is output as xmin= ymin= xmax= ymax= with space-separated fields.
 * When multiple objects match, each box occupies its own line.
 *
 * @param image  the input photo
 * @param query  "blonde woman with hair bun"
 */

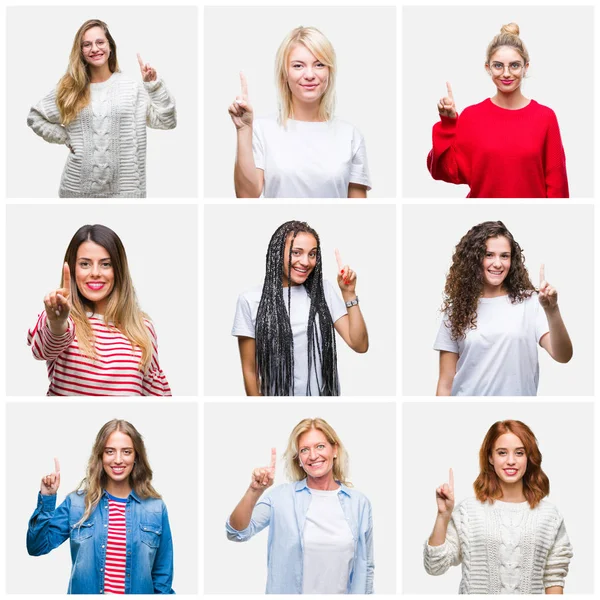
xmin=226 ymin=417 xmax=374 ymax=593
xmin=428 ymin=23 xmax=568 ymax=198
xmin=27 ymin=19 xmax=176 ymax=198
xmin=27 ymin=419 xmax=175 ymax=593
xmin=228 ymin=26 xmax=371 ymax=198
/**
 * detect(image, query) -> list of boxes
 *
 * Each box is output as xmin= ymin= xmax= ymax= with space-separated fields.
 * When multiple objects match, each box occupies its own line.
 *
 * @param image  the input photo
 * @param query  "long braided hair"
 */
xmin=255 ymin=221 xmax=339 ymax=396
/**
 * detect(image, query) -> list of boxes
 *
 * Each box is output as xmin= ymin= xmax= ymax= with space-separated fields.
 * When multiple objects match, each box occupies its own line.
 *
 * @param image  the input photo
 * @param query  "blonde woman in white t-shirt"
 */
xmin=226 ymin=417 xmax=374 ymax=594
xmin=434 ymin=221 xmax=572 ymax=396
xmin=227 ymin=26 xmax=371 ymax=198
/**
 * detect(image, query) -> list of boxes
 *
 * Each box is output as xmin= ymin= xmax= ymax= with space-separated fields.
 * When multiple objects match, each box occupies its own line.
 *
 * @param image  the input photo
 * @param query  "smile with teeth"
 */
xmin=293 ymin=266 xmax=309 ymax=274
xmin=503 ymin=468 xmax=518 ymax=476
xmin=308 ymin=460 xmax=325 ymax=468
xmin=86 ymin=282 xmax=105 ymax=290
xmin=111 ymin=466 xmax=126 ymax=474
xmin=488 ymin=269 xmax=503 ymax=276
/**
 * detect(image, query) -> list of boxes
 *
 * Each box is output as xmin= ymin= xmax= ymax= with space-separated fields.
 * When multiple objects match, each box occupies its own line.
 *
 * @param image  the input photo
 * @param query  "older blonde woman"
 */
xmin=27 ymin=19 xmax=176 ymax=198
xmin=226 ymin=417 xmax=374 ymax=593
xmin=228 ymin=26 xmax=370 ymax=198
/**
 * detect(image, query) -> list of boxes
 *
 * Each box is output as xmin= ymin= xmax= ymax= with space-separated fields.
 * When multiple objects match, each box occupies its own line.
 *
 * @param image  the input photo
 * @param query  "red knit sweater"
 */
xmin=427 ymin=99 xmax=569 ymax=198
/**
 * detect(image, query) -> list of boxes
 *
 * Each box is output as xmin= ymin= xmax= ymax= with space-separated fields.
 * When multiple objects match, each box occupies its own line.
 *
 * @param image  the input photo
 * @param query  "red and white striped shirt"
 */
xmin=27 ymin=313 xmax=171 ymax=396
xmin=104 ymin=496 xmax=127 ymax=595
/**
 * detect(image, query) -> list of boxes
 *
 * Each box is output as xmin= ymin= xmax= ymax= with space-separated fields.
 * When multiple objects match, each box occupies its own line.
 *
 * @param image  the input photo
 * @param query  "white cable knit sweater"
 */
xmin=424 ymin=498 xmax=573 ymax=594
xmin=27 ymin=72 xmax=176 ymax=198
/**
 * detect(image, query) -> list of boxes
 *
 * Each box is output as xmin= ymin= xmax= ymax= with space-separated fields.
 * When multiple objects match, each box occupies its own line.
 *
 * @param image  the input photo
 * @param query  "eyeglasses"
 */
xmin=82 ymin=39 xmax=108 ymax=53
xmin=489 ymin=62 xmax=524 ymax=74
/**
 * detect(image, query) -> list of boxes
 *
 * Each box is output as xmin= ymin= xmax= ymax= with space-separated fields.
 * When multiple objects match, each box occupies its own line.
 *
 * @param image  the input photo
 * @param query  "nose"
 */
xmin=502 ymin=65 xmax=511 ymax=76
xmin=308 ymin=448 xmax=318 ymax=461
xmin=303 ymin=68 xmax=315 ymax=81
xmin=114 ymin=452 xmax=123 ymax=464
xmin=91 ymin=263 xmax=100 ymax=277
xmin=492 ymin=256 xmax=502 ymax=267
xmin=506 ymin=453 xmax=516 ymax=465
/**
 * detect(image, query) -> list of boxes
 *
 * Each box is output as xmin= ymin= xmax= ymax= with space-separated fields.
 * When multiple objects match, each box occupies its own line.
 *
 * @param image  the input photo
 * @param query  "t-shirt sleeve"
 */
xmin=323 ymin=280 xmax=348 ymax=324
xmin=349 ymin=128 xmax=372 ymax=190
xmin=433 ymin=314 xmax=459 ymax=353
xmin=232 ymin=293 xmax=256 ymax=338
xmin=534 ymin=293 xmax=550 ymax=343
xmin=252 ymin=120 xmax=265 ymax=171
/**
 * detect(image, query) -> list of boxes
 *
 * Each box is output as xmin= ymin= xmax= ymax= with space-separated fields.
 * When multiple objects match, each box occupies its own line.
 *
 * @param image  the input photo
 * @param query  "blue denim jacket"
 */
xmin=226 ymin=479 xmax=374 ymax=594
xmin=27 ymin=490 xmax=175 ymax=594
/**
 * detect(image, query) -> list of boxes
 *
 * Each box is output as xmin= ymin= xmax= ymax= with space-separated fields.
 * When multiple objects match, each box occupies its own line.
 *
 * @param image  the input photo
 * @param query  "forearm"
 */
xmin=436 ymin=378 xmax=452 ymax=396
xmin=341 ymin=291 xmax=368 ymax=352
xmin=428 ymin=514 xmax=450 ymax=546
xmin=48 ymin=319 xmax=69 ymax=337
xmin=234 ymin=128 xmax=261 ymax=198
xmin=545 ymin=586 xmax=563 ymax=594
xmin=229 ymin=487 xmax=263 ymax=531
xmin=242 ymin=368 xmax=261 ymax=396
xmin=545 ymin=306 xmax=573 ymax=363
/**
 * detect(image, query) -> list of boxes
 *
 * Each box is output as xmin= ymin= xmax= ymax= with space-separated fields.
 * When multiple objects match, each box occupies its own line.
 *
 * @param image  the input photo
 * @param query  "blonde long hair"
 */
xmin=56 ymin=19 xmax=119 ymax=125
xmin=75 ymin=419 xmax=161 ymax=526
xmin=275 ymin=26 xmax=336 ymax=125
xmin=63 ymin=224 xmax=153 ymax=371
xmin=284 ymin=417 xmax=351 ymax=486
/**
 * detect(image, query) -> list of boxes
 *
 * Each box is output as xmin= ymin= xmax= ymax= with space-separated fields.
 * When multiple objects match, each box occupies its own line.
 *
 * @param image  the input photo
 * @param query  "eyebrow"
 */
xmin=495 ymin=446 xmax=525 ymax=451
xmin=77 ymin=256 xmax=111 ymax=260
xmin=105 ymin=446 xmax=134 ymax=450
xmin=291 ymin=246 xmax=318 ymax=251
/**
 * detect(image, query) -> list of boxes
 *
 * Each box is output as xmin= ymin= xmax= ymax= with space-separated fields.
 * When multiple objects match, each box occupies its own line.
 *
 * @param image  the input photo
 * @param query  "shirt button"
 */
xmin=104 ymin=524 xmax=107 ymax=527
xmin=101 ymin=568 xmax=104 ymax=572
xmin=101 ymin=545 xmax=105 ymax=549
xmin=127 ymin=529 xmax=131 ymax=533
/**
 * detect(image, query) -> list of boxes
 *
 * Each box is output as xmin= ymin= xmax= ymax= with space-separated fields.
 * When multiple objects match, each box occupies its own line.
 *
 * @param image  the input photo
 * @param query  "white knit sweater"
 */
xmin=27 ymin=72 xmax=176 ymax=198
xmin=424 ymin=497 xmax=573 ymax=594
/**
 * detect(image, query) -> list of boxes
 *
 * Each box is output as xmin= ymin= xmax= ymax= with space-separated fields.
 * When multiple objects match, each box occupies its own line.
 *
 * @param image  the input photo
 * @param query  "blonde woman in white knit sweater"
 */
xmin=27 ymin=19 xmax=176 ymax=198
xmin=424 ymin=420 xmax=572 ymax=594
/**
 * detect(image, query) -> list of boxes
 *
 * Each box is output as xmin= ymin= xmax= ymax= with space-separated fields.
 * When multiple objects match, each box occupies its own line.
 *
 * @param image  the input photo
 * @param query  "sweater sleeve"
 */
xmin=143 ymin=78 xmax=177 ymax=130
xmin=543 ymin=520 xmax=573 ymax=589
xmin=427 ymin=115 xmax=467 ymax=185
xmin=423 ymin=517 xmax=462 ymax=576
xmin=142 ymin=321 xmax=172 ymax=396
xmin=543 ymin=110 xmax=569 ymax=198
xmin=27 ymin=89 xmax=70 ymax=145
xmin=27 ymin=313 xmax=76 ymax=361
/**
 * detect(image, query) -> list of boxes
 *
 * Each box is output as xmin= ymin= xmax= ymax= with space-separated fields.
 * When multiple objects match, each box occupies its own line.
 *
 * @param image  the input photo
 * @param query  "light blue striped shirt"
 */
xmin=226 ymin=479 xmax=374 ymax=594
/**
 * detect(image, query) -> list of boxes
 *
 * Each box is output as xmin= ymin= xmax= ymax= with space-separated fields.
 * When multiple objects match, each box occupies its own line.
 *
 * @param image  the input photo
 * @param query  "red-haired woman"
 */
xmin=424 ymin=420 xmax=572 ymax=594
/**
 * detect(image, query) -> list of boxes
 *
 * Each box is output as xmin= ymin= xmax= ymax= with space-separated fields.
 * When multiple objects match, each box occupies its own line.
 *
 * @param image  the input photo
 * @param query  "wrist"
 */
xmin=341 ymin=289 xmax=358 ymax=301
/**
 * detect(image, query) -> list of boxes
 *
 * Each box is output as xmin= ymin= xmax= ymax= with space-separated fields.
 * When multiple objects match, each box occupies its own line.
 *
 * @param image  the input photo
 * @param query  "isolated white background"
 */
xmin=402 ymin=204 xmax=594 ymax=396
xmin=402 ymin=401 xmax=594 ymax=594
xmin=204 ymin=401 xmax=396 ymax=594
xmin=402 ymin=6 xmax=594 ymax=198
xmin=204 ymin=204 xmax=396 ymax=396
xmin=6 ymin=401 xmax=198 ymax=594
xmin=203 ymin=5 xmax=397 ymax=198
xmin=6 ymin=6 xmax=198 ymax=198
xmin=6 ymin=204 xmax=198 ymax=396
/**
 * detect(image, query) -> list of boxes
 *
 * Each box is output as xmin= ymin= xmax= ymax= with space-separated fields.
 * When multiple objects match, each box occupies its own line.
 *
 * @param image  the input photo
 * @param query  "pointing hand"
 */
xmin=335 ymin=248 xmax=357 ymax=294
xmin=437 ymin=82 xmax=457 ymax=119
xmin=228 ymin=72 xmax=254 ymax=130
xmin=250 ymin=447 xmax=276 ymax=491
xmin=137 ymin=53 xmax=157 ymax=82
xmin=40 ymin=457 xmax=61 ymax=496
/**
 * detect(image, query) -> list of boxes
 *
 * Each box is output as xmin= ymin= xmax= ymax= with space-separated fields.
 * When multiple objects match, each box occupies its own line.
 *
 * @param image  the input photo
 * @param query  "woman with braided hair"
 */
xmin=434 ymin=221 xmax=572 ymax=396
xmin=232 ymin=220 xmax=368 ymax=396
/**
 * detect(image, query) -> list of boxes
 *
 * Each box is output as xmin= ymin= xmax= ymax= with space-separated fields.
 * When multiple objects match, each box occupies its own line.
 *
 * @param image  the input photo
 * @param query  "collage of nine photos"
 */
xmin=1 ymin=1 xmax=597 ymax=597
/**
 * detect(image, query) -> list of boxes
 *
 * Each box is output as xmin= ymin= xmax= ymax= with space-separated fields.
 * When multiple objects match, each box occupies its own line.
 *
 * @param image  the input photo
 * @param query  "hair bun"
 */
xmin=500 ymin=22 xmax=520 ymax=37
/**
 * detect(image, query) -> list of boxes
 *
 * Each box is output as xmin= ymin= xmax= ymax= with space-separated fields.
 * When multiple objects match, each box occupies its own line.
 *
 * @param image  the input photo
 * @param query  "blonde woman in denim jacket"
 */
xmin=226 ymin=417 xmax=374 ymax=594
xmin=27 ymin=419 xmax=174 ymax=594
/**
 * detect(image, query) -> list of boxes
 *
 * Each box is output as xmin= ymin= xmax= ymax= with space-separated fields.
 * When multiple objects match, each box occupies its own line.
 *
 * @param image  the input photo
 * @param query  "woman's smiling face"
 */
xmin=482 ymin=236 xmax=511 ymax=292
xmin=282 ymin=232 xmax=318 ymax=286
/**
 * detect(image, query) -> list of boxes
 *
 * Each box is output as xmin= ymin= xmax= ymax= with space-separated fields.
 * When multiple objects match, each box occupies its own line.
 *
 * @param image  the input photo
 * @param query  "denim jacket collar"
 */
xmin=102 ymin=488 xmax=142 ymax=503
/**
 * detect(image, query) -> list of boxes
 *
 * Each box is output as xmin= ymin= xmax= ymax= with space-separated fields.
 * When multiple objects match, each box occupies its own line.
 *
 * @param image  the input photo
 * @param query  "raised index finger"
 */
xmin=449 ymin=467 xmax=454 ymax=491
xmin=269 ymin=447 xmax=276 ymax=470
xmin=446 ymin=81 xmax=453 ymax=99
xmin=137 ymin=53 xmax=144 ymax=68
xmin=334 ymin=248 xmax=343 ymax=272
xmin=62 ymin=262 xmax=71 ymax=296
xmin=240 ymin=72 xmax=249 ymax=100
xmin=539 ymin=264 xmax=545 ymax=285
xmin=54 ymin=457 xmax=61 ymax=474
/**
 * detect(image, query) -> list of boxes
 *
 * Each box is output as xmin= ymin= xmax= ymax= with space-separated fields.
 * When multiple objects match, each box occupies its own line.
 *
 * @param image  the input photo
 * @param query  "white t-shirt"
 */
xmin=252 ymin=116 xmax=371 ymax=198
xmin=302 ymin=488 xmax=354 ymax=594
xmin=434 ymin=294 xmax=549 ymax=396
xmin=232 ymin=280 xmax=347 ymax=395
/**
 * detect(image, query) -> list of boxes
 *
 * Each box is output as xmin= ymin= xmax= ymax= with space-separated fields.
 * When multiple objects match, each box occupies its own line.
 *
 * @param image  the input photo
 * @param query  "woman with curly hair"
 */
xmin=427 ymin=23 xmax=568 ymax=198
xmin=424 ymin=420 xmax=573 ymax=594
xmin=226 ymin=417 xmax=374 ymax=593
xmin=434 ymin=221 xmax=572 ymax=396
xmin=28 ymin=19 xmax=176 ymax=197
xmin=232 ymin=220 xmax=368 ymax=396
xmin=27 ymin=419 xmax=174 ymax=593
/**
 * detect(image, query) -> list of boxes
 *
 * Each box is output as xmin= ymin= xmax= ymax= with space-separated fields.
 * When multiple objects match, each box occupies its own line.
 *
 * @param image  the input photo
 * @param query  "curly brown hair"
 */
xmin=441 ymin=221 xmax=535 ymax=341
xmin=473 ymin=420 xmax=549 ymax=508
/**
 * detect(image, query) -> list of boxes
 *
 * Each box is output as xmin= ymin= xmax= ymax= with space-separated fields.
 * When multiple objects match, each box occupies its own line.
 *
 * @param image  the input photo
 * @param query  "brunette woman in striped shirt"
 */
xmin=27 ymin=419 xmax=175 ymax=594
xmin=28 ymin=224 xmax=171 ymax=396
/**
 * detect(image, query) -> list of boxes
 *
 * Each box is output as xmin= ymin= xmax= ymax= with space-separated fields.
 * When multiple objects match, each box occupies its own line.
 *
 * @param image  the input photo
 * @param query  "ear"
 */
xmin=488 ymin=455 xmax=494 ymax=466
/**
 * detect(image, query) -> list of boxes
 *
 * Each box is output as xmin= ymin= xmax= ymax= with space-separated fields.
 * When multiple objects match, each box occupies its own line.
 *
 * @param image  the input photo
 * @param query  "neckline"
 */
xmin=486 ymin=97 xmax=534 ymax=113
xmin=90 ymin=71 xmax=117 ymax=89
xmin=491 ymin=499 xmax=530 ymax=508
xmin=478 ymin=293 xmax=510 ymax=303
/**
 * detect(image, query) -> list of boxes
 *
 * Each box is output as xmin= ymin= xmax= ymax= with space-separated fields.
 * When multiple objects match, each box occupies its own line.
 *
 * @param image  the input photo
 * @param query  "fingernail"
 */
xmin=341 ymin=269 xmax=344 ymax=274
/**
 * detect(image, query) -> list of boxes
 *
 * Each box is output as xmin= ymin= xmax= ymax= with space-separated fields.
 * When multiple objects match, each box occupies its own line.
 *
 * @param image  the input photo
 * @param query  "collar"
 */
xmin=294 ymin=478 xmax=352 ymax=497
xmin=102 ymin=488 xmax=141 ymax=503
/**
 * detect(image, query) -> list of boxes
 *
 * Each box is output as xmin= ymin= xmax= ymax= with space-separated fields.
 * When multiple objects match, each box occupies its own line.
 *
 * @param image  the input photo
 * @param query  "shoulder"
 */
xmin=237 ymin=285 xmax=264 ymax=305
xmin=139 ymin=496 xmax=166 ymax=513
xmin=460 ymin=99 xmax=492 ymax=117
xmin=265 ymin=482 xmax=297 ymax=502
xmin=142 ymin=317 xmax=158 ymax=338
xmin=254 ymin=115 xmax=278 ymax=133
xmin=344 ymin=486 xmax=371 ymax=506
xmin=535 ymin=498 xmax=563 ymax=520
xmin=455 ymin=496 xmax=483 ymax=515
xmin=528 ymin=100 xmax=558 ymax=119
xmin=66 ymin=490 xmax=85 ymax=506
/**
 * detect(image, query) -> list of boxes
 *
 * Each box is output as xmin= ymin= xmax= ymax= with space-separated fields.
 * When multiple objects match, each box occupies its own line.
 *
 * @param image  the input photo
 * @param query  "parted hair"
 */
xmin=57 ymin=19 xmax=119 ymax=125
xmin=441 ymin=221 xmax=535 ymax=341
xmin=284 ymin=417 xmax=351 ymax=485
xmin=63 ymin=224 xmax=153 ymax=371
xmin=255 ymin=221 xmax=339 ymax=396
xmin=275 ymin=26 xmax=336 ymax=125
xmin=474 ymin=420 xmax=549 ymax=508
xmin=486 ymin=22 xmax=530 ymax=65
xmin=75 ymin=419 xmax=160 ymax=526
